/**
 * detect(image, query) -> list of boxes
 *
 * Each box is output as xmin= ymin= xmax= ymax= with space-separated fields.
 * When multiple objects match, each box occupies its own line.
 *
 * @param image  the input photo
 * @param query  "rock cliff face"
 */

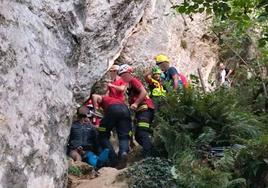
xmin=0 ymin=0 xmax=217 ymax=187
xmin=120 ymin=0 xmax=218 ymax=83
xmin=0 ymin=0 xmax=148 ymax=187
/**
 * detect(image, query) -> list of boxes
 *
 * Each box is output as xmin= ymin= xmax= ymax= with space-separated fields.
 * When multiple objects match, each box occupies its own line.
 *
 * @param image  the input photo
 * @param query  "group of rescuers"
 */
xmin=67 ymin=54 xmax=190 ymax=169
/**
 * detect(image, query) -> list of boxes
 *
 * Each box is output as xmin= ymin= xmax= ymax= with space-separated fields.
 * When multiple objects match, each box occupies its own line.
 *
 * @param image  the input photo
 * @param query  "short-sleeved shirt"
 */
xmin=164 ymin=67 xmax=188 ymax=87
xmin=100 ymin=96 xmax=124 ymax=113
xmin=128 ymin=77 xmax=154 ymax=109
xmin=164 ymin=67 xmax=178 ymax=81
xmin=108 ymin=78 xmax=126 ymax=102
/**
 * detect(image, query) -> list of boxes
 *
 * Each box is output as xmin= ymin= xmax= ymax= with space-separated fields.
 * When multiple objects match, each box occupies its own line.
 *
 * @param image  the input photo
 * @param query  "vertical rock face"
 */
xmin=120 ymin=0 xmax=218 ymax=85
xmin=0 ymin=0 xmax=148 ymax=187
xmin=0 ymin=0 xmax=217 ymax=187
xmin=74 ymin=0 xmax=148 ymax=102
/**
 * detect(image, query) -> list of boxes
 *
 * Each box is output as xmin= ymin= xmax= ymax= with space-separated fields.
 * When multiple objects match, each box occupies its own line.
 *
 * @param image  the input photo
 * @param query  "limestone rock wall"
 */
xmin=0 ymin=0 xmax=217 ymax=187
xmin=120 ymin=0 xmax=218 ymax=85
xmin=0 ymin=0 xmax=148 ymax=187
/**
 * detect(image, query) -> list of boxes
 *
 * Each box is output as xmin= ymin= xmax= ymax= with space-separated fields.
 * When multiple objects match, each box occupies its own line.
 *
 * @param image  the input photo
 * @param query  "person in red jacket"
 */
xmin=107 ymin=65 xmax=127 ymax=102
xmin=92 ymin=94 xmax=132 ymax=169
xmin=118 ymin=64 xmax=154 ymax=158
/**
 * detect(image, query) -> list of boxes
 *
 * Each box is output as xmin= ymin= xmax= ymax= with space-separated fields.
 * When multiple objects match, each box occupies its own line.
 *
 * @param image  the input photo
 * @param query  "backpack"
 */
xmin=178 ymin=73 xmax=189 ymax=88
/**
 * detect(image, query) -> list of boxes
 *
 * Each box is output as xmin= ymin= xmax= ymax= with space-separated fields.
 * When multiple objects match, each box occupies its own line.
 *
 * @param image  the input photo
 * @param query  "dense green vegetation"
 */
xmin=124 ymin=1 xmax=268 ymax=187
xmin=153 ymin=85 xmax=268 ymax=187
xmin=125 ymin=84 xmax=268 ymax=187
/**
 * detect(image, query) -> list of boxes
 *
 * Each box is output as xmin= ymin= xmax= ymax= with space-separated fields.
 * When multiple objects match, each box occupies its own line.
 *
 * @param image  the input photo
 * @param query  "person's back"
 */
xmin=164 ymin=67 xmax=188 ymax=87
xmin=155 ymin=54 xmax=188 ymax=90
xmin=68 ymin=121 xmax=98 ymax=151
xmin=92 ymin=94 xmax=132 ymax=169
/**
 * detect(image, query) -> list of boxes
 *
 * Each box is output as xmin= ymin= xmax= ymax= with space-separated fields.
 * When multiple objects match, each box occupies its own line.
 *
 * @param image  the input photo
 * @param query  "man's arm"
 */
xmin=226 ymin=69 xmax=233 ymax=78
xmin=130 ymin=86 xmax=147 ymax=110
xmin=91 ymin=94 xmax=102 ymax=110
xmin=172 ymin=74 xmax=179 ymax=90
xmin=167 ymin=67 xmax=179 ymax=90
xmin=107 ymin=83 xmax=127 ymax=92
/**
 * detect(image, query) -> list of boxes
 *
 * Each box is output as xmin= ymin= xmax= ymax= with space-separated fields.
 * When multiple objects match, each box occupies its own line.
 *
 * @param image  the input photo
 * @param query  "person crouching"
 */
xmin=92 ymin=94 xmax=132 ymax=169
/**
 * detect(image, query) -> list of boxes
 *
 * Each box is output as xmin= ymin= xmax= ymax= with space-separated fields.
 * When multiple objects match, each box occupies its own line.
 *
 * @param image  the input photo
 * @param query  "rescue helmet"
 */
xmin=117 ymin=64 xmax=133 ymax=75
xmin=152 ymin=66 xmax=162 ymax=75
xmin=155 ymin=54 xmax=170 ymax=65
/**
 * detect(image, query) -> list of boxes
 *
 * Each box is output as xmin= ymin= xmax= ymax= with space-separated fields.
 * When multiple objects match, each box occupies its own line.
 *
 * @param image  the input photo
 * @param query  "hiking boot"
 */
xmin=116 ymin=152 xmax=128 ymax=170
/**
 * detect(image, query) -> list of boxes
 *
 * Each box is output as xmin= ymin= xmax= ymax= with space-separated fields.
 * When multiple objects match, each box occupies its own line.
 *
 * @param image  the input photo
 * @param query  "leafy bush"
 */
xmin=68 ymin=166 xmax=82 ymax=177
xmin=152 ymin=84 xmax=267 ymax=187
xmin=172 ymin=149 xmax=246 ymax=188
xmin=236 ymin=135 xmax=268 ymax=187
xmin=155 ymin=87 xmax=263 ymax=157
xmin=122 ymin=157 xmax=176 ymax=188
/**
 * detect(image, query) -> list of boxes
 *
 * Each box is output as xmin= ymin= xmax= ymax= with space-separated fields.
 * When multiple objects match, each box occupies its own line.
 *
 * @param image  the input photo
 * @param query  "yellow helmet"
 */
xmin=155 ymin=54 xmax=170 ymax=64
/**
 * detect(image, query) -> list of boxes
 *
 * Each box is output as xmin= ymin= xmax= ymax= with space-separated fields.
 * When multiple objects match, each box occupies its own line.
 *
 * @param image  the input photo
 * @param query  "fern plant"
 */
xmin=152 ymin=81 xmax=267 ymax=187
xmin=235 ymin=135 xmax=268 ymax=187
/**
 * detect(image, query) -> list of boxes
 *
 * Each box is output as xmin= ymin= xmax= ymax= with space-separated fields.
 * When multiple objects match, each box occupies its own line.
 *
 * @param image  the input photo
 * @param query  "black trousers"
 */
xmin=98 ymin=104 xmax=132 ymax=166
xmin=135 ymin=108 xmax=154 ymax=157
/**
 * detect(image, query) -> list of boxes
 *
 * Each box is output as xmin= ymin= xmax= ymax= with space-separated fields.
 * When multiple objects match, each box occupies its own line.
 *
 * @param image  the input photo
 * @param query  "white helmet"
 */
xmin=117 ymin=64 xmax=133 ymax=75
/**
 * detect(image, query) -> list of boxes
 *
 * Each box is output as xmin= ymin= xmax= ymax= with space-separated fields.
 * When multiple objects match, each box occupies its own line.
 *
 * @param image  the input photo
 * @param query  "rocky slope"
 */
xmin=0 ymin=0 xmax=217 ymax=187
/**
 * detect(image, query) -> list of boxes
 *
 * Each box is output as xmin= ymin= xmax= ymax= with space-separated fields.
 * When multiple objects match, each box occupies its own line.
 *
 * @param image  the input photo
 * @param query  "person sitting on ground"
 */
xmin=118 ymin=64 xmax=155 ymax=158
xmin=144 ymin=66 xmax=166 ymax=109
xmin=67 ymin=106 xmax=109 ymax=168
xmin=219 ymin=63 xmax=233 ymax=87
xmin=92 ymin=94 xmax=132 ymax=169
xmin=107 ymin=65 xmax=127 ymax=102
xmin=155 ymin=54 xmax=188 ymax=91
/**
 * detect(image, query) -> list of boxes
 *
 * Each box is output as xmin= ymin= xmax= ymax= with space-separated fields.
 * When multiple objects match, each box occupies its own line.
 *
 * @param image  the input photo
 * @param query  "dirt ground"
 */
xmin=75 ymin=167 xmax=128 ymax=188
